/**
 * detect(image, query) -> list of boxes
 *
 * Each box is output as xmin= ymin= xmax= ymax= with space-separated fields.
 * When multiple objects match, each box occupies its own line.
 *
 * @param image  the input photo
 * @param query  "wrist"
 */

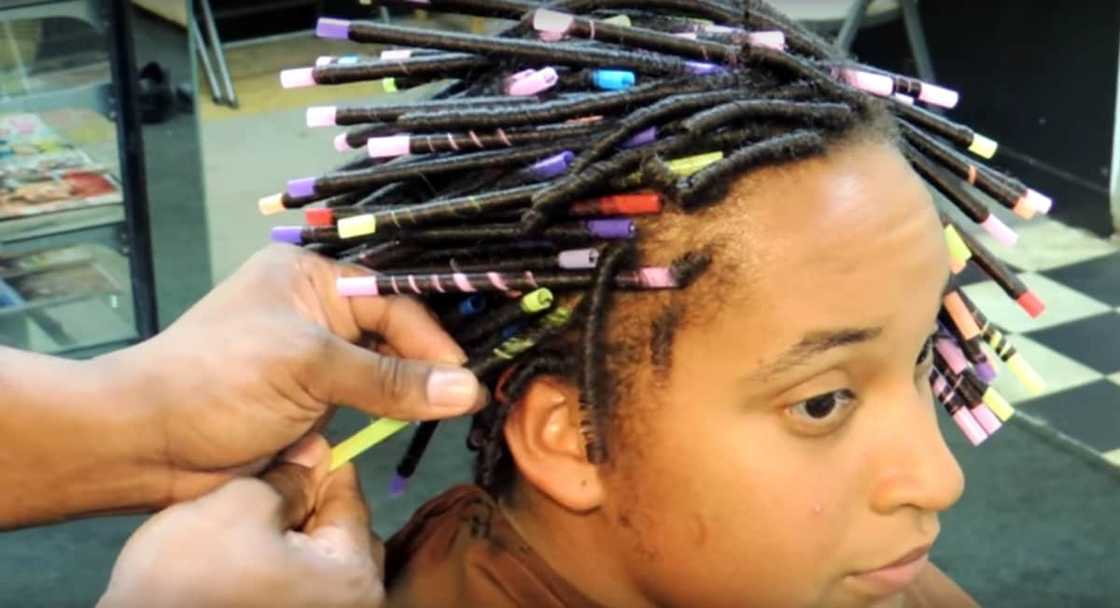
xmin=83 ymin=344 xmax=173 ymax=510
xmin=0 ymin=346 xmax=168 ymax=527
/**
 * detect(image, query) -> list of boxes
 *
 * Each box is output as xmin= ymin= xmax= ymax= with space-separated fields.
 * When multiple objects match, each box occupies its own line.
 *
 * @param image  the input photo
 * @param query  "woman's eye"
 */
xmin=788 ymin=390 xmax=856 ymax=427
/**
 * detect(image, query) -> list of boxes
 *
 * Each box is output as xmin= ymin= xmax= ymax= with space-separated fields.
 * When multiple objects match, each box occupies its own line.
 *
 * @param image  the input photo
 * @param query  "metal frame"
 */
xmin=104 ymin=0 xmax=158 ymax=338
xmin=0 ymin=0 xmax=97 ymax=24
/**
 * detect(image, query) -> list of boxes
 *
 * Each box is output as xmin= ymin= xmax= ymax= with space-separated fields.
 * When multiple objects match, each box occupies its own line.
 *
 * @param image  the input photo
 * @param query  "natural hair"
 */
xmin=269 ymin=0 xmax=1050 ymax=496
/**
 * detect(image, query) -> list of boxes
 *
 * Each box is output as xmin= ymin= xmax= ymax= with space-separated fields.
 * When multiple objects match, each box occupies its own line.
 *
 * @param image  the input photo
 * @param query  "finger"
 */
xmin=259 ymin=434 xmax=331 ymax=529
xmin=311 ymin=333 xmax=486 ymax=420
xmin=303 ymin=465 xmax=373 ymax=563
xmin=276 ymin=465 xmax=385 ymax=607
xmin=375 ymin=341 xmax=401 ymax=359
xmin=311 ymin=405 xmax=338 ymax=435
xmin=370 ymin=530 xmax=386 ymax=575
xmin=347 ymin=291 xmax=466 ymax=365
xmin=307 ymin=253 xmax=467 ymax=365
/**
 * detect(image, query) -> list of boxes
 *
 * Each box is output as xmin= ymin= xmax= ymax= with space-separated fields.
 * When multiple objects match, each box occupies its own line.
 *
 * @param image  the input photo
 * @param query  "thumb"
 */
xmin=303 ymin=464 xmax=374 ymax=565
xmin=257 ymin=433 xmax=331 ymax=530
xmin=280 ymin=465 xmax=385 ymax=607
xmin=173 ymin=432 xmax=329 ymax=535
xmin=312 ymin=334 xmax=488 ymax=420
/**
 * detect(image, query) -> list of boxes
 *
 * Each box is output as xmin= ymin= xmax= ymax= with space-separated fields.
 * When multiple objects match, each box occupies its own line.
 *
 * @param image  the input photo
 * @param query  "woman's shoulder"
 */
xmin=384 ymin=485 xmax=599 ymax=608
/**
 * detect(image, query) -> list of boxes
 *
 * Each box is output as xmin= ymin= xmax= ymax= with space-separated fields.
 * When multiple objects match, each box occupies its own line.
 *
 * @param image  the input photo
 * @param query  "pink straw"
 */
xmin=935 ymin=338 xmax=969 ymax=374
xmin=980 ymin=215 xmax=1019 ymax=247
xmin=952 ymin=408 xmax=989 ymax=446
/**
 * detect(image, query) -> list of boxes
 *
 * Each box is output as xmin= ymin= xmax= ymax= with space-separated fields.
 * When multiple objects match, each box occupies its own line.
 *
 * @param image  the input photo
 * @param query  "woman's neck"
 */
xmin=500 ymin=480 xmax=657 ymax=608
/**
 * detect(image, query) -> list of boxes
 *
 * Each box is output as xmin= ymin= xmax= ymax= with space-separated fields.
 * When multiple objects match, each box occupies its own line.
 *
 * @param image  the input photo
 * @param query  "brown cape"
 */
xmin=385 ymin=485 xmax=979 ymax=608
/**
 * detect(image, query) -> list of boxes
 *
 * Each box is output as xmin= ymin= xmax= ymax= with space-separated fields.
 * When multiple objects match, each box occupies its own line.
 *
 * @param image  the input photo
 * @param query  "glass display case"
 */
xmin=0 ymin=0 xmax=156 ymax=356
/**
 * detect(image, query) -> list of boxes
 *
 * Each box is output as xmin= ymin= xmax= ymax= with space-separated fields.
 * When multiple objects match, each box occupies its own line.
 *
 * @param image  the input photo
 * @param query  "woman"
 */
xmin=271 ymin=1 xmax=1048 ymax=604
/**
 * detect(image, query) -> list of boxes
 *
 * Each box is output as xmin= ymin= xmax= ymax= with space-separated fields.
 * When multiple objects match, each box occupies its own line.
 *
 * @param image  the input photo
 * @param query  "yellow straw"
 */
xmin=981 ymin=387 xmax=1016 ymax=422
xmin=329 ymin=418 xmax=411 ymax=471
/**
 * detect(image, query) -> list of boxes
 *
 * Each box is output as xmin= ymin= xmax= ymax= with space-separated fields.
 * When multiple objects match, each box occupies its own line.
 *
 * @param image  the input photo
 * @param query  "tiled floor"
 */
xmin=955 ymin=210 xmax=1120 ymax=463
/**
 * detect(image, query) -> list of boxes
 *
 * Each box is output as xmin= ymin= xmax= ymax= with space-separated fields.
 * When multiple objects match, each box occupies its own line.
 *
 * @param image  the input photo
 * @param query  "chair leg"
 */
xmin=188 ymin=15 xmax=223 ymax=104
xmin=197 ymin=0 xmax=238 ymax=108
xmin=836 ymin=0 xmax=873 ymax=52
xmin=899 ymin=0 xmax=936 ymax=82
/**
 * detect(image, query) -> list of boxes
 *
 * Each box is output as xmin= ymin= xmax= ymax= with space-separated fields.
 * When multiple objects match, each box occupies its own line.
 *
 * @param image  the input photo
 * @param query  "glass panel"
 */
xmin=0 ymin=1 xmax=138 ymax=354
xmin=132 ymin=1 xmax=210 ymax=326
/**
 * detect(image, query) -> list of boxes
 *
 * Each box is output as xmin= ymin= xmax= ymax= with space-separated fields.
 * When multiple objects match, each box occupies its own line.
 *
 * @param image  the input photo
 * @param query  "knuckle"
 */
xmin=248 ymin=243 xmax=297 ymax=277
xmin=292 ymin=244 xmax=324 ymax=274
xmin=374 ymin=354 xmax=415 ymax=402
xmin=374 ymin=295 xmax=425 ymax=337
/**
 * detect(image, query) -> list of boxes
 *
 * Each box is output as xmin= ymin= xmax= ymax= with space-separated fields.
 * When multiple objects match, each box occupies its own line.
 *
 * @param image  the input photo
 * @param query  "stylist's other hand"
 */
xmin=98 ymin=435 xmax=385 ymax=608
xmin=94 ymin=244 xmax=483 ymax=505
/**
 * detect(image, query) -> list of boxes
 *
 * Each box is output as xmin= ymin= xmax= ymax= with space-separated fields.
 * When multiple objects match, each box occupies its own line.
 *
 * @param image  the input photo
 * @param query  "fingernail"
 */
xmin=436 ymin=350 xmax=469 ymax=366
xmin=282 ymin=434 xmax=325 ymax=468
xmin=427 ymin=367 xmax=482 ymax=411
xmin=476 ymin=385 xmax=493 ymax=411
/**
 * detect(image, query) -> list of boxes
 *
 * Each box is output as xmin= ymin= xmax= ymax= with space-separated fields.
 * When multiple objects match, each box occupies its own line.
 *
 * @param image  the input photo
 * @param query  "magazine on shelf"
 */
xmin=0 ymin=243 xmax=93 ymax=278
xmin=0 ymin=244 xmax=120 ymax=309
xmin=0 ymin=113 xmax=122 ymax=221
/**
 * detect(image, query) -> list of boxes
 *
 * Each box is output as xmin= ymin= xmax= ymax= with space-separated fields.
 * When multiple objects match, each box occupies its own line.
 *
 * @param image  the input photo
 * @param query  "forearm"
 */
xmin=0 ymin=346 xmax=164 ymax=528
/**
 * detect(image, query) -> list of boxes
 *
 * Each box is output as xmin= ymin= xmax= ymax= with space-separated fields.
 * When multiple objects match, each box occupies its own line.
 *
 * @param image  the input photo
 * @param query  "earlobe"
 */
xmin=503 ymin=376 xmax=606 ymax=512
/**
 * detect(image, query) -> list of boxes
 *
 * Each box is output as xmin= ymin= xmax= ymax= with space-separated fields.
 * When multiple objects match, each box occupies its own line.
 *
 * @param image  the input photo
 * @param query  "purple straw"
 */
xmin=975 ymin=362 xmax=998 ymax=383
xmin=271 ymin=226 xmax=304 ymax=245
xmin=620 ymin=127 xmax=657 ymax=149
xmin=388 ymin=474 xmax=408 ymax=497
xmin=529 ymin=151 xmax=574 ymax=179
xmin=316 ymin=17 xmax=351 ymax=40
xmin=587 ymin=219 xmax=635 ymax=239
xmin=685 ymin=61 xmax=727 ymax=75
xmin=287 ymin=177 xmax=317 ymax=198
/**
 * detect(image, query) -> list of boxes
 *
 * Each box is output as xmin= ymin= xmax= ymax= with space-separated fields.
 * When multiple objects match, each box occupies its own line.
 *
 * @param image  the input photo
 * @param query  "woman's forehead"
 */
xmin=681 ymin=142 xmax=946 ymax=343
xmin=711 ymin=142 xmax=940 ymax=280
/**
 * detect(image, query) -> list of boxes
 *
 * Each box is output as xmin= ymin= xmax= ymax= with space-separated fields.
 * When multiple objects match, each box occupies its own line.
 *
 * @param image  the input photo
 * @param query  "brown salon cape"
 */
xmin=384 ymin=485 xmax=980 ymax=608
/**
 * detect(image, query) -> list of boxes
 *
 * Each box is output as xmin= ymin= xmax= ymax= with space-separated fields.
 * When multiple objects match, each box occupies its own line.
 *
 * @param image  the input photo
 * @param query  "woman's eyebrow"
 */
xmin=746 ymin=327 xmax=883 ymax=381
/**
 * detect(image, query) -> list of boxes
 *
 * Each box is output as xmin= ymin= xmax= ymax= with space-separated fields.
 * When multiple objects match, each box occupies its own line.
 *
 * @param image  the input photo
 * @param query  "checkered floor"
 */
xmin=953 ymin=211 xmax=1120 ymax=465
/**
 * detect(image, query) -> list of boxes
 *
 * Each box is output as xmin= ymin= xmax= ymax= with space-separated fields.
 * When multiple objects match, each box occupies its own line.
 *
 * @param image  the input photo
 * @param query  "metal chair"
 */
xmin=189 ymin=0 xmax=236 ymax=108
xmin=770 ymin=0 xmax=936 ymax=82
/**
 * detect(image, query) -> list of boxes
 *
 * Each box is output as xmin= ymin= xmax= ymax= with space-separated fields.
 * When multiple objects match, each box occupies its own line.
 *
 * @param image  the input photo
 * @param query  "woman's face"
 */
xmin=600 ymin=140 xmax=963 ymax=608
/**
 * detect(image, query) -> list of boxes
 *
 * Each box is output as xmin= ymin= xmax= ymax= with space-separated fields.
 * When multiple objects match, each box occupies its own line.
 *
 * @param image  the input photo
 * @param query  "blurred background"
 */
xmin=0 ymin=1 xmax=1117 ymax=605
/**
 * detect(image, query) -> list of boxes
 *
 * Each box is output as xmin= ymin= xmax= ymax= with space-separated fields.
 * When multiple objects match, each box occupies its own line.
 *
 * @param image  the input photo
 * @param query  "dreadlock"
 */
xmin=262 ymin=0 xmax=1053 ymax=496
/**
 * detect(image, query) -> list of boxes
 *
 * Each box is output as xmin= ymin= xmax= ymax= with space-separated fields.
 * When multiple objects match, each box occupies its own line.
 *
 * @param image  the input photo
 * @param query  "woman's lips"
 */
xmin=882 ymin=546 xmax=932 ymax=569
xmin=849 ymin=547 xmax=931 ymax=596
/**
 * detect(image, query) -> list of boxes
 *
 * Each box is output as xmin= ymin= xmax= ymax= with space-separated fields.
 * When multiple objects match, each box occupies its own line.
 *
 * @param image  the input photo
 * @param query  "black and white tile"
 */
xmin=955 ymin=215 xmax=1120 ymax=464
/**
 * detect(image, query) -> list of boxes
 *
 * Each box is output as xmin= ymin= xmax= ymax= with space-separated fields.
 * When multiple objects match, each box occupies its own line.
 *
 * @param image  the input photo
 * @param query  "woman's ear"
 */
xmin=503 ymin=375 xmax=605 ymax=512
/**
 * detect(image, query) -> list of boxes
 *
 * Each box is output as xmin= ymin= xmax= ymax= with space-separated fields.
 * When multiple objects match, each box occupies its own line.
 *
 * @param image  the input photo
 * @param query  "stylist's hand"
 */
xmin=98 ymin=435 xmax=384 ymax=608
xmin=93 ymin=244 xmax=483 ymax=506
